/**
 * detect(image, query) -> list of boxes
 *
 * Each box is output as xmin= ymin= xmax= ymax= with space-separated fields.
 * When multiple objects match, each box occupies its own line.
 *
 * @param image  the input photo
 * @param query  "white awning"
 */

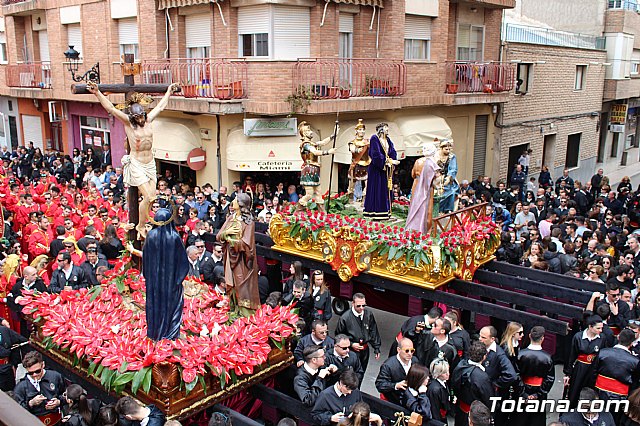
xmin=395 ymin=115 xmax=453 ymax=157
xmin=334 ymin=120 xmax=404 ymax=165
xmin=152 ymin=117 xmax=202 ymax=162
xmin=227 ymin=127 xmax=303 ymax=171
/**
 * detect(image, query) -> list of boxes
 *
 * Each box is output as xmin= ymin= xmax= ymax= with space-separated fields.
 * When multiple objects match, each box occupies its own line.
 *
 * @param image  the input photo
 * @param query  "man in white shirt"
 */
xmin=514 ymin=204 xmax=535 ymax=239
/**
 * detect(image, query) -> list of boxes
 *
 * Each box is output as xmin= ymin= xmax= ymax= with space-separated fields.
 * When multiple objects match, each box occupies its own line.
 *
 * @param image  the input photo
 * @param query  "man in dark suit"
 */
xmin=115 ymin=396 xmax=166 ymax=426
xmin=293 ymin=345 xmax=336 ymax=406
xmin=283 ymin=280 xmax=313 ymax=332
xmin=375 ymin=337 xmax=415 ymax=405
xmin=294 ymin=320 xmax=335 ymax=367
xmin=81 ymin=247 xmax=109 ymax=286
xmin=334 ymin=293 xmax=381 ymax=374
xmin=49 ymin=250 xmax=89 ymax=293
xmin=312 ymin=370 xmax=363 ymax=426
xmin=325 ymin=334 xmax=364 ymax=387
xmin=391 ymin=306 xmax=443 ymax=357
xmin=13 ymin=351 xmax=66 ymax=422
xmin=451 ymin=341 xmax=495 ymax=426
xmin=7 ymin=266 xmax=48 ymax=337
xmin=101 ymin=143 xmax=112 ymax=168
xmin=0 ymin=323 xmax=27 ymax=391
xmin=559 ymin=388 xmax=616 ymax=426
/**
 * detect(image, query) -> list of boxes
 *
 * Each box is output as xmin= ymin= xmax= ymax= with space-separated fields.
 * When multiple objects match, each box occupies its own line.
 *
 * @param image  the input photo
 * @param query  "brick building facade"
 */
xmin=0 ymin=0 xmax=516 ymax=192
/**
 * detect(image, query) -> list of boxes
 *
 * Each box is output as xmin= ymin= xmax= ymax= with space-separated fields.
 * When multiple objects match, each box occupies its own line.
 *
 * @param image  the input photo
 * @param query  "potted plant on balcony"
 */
xmin=365 ymin=75 xmax=389 ymax=96
xmin=182 ymin=82 xmax=198 ymax=98
xmin=285 ymin=85 xmax=314 ymax=114
xmin=445 ymin=79 xmax=459 ymax=94
xmin=339 ymin=84 xmax=351 ymax=99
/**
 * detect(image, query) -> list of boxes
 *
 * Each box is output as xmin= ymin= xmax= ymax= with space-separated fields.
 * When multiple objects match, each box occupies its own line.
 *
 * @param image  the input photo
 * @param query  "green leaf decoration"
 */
xmin=114 ymin=383 xmax=126 ymax=395
xmin=119 ymin=362 xmax=129 ymax=374
xmin=288 ymin=222 xmax=300 ymax=238
xmin=142 ymin=367 xmax=153 ymax=394
xmin=113 ymin=371 xmax=135 ymax=386
xmin=131 ymin=368 xmax=147 ymax=395
xmin=388 ymin=245 xmax=397 ymax=260
xmin=219 ymin=368 xmax=227 ymax=390
xmin=87 ymin=362 xmax=96 ymax=377
xmin=230 ymin=369 xmax=238 ymax=384
xmin=95 ymin=364 xmax=105 ymax=379
xmin=185 ymin=377 xmax=198 ymax=395
xmin=89 ymin=286 xmax=103 ymax=302
xmin=116 ymin=280 xmax=125 ymax=293
xmin=271 ymin=337 xmax=283 ymax=350
xmin=366 ymin=244 xmax=378 ymax=254
xmin=199 ymin=375 xmax=207 ymax=395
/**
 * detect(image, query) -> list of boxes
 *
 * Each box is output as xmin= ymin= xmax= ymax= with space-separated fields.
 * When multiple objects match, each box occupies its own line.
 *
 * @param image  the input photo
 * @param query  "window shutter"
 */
xmin=237 ymin=5 xmax=270 ymax=34
xmin=67 ymin=24 xmax=83 ymax=58
xmin=458 ymin=24 xmax=470 ymax=48
xmin=339 ymin=13 xmax=353 ymax=33
xmin=273 ymin=6 xmax=310 ymax=60
xmin=472 ymin=115 xmax=489 ymax=179
xmin=405 ymin=15 xmax=431 ymax=40
xmin=22 ymin=115 xmax=44 ymax=152
xmin=118 ymin=18 xmax=139 ymax=45
xmin=185 ymin=13 xmax=211 ymax=48
xmin=38 ymin=30 xmax=50 ymax=62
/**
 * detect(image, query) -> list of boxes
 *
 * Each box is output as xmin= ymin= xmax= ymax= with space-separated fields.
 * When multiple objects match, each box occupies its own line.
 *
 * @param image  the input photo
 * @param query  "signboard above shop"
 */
xmin=244 ymin=118 xmax=297 ymax=137
xmin=610 ymin=104 xmax=628 ymax=125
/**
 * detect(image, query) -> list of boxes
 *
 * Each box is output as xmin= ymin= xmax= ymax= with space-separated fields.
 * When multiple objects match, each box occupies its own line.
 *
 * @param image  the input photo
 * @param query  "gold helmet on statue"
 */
xmin=355 ymin=119 xmax=365 ymax=131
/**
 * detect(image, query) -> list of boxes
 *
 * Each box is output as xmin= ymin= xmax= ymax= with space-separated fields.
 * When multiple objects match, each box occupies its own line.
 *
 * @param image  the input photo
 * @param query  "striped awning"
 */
xmin=332 ymin=0 xmax=383 ymax=7
xmin=157 ymin=0 xmax=220 ymax=10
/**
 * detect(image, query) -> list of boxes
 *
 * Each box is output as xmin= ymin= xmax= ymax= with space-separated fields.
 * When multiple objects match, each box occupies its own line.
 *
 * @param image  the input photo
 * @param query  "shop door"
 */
xmin=507 ymin=143 xmax=529 ymax=178
xmin=8 ymin=116 xmax=18 ymax=150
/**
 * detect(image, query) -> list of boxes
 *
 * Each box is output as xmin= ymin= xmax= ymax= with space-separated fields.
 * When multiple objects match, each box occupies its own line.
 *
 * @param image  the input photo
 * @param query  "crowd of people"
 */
xmin=2 ymin=141 xmax=640 ymax=426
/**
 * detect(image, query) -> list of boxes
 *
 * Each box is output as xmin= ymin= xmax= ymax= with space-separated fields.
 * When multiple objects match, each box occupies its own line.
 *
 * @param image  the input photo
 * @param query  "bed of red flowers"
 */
xmin=19 ymin=256 xmax=298 ymax=395
xmin=280 ymin=202 xmax=498 ymax=269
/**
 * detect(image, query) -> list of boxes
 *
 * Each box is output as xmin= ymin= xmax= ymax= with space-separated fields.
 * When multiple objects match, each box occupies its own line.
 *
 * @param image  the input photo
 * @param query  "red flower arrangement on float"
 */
xmin=19 ymin=255 xmax=298 ymax=395
xmin=280 ymin=203 xmax=498 ymax=269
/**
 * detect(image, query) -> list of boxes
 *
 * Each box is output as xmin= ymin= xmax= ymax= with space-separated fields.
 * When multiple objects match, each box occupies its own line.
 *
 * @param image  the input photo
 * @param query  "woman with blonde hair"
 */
xmin=500 ymin=321 xmax=524 ymax=367
xmin=341 ymin=401 xmax=382 ymax=426
xmin=309 ymin=270 xmax=332 ymax=322
xmin=0 ymin=254 xmax=21 ymax=330
xmin=522 ymin=242 xmax=544 ymax=268
xmin=427 ymin=357 xmax=452 ymax=423
xmin=30 ymin=254 xmax=50 ymax=285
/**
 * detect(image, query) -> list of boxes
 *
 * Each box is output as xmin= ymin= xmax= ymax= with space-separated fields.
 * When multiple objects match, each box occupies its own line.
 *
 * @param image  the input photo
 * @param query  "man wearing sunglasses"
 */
xmin=293 ymin=345 xmax=337 ymax=407
xmin=596 ymin=281 xmax=632 ymax=335
xmin=335 ymin=293 xmax=381 ymax=374
xmin=324 ymin=334 xmax=364 ymax=388
xmin=14 ymin=351 xmax=66 ymax=423
xmin=375 ymin=337 xmax=415 ymax=405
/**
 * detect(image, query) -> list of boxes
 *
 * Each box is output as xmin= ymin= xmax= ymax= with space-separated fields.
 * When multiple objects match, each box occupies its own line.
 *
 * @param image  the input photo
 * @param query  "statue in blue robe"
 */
xmin=143 ymin=208 xmax=190 ymax=340
xmin=436 ymin=139 xmax=459 ymax=213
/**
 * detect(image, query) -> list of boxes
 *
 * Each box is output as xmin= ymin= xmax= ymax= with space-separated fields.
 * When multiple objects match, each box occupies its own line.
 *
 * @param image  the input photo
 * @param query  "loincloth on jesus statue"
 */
xmin=122 ymin=154 xmax=157 ymax=187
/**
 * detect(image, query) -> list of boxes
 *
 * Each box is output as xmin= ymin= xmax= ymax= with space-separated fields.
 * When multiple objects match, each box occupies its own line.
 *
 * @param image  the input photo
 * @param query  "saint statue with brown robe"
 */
xmin=217 ymin=193 xmax=260 ymax=316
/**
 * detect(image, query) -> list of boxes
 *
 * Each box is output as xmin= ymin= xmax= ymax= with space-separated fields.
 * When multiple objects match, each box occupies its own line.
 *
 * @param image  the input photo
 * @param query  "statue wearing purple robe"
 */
xmin=363 ymin=123 xmax=398 ymax=221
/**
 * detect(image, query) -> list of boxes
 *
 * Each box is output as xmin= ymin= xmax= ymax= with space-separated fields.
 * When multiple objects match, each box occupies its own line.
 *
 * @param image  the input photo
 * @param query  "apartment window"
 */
xmin=0 ymin=32 xmax=6 ymax=63
xmin=632 ymin=62 xmax=640 ymax=75
xmin=457 ymin=24 xmax=484 ymax=62
xmin=241 ymin=34 xmax=268 ymax=57
xmin=80 ymin=116 xmax=110 ymax=151
xmin=575 ymin=65 xmax=587 ymax=90
xmin=237 ymin=4 xmax=309 ymax=60
xmin=516 ymin=63 xmax=533 ymax=94
xmin=404 ymin=15 xmax=432 ymax=61
xmin=185 ymin=13 xmax=211 ymax=59
xmin=66 ymin=24 xmax=82 ymax=59
xmin=118 ymin=18 xmax=139 ymax=60
xmin=565 ymin=133 xmax=581 ymax=168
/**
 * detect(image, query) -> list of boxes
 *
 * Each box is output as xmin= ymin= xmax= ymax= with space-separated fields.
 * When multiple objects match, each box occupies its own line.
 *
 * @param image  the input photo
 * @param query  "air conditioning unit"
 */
xmin=142 ymin=70 xmax=173 ymax=85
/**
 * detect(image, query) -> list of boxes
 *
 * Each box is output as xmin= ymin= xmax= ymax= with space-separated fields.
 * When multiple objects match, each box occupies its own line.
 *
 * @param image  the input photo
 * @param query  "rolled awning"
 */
xmin=332 ymin=0 xmax=383 ymax=7
xmin=157 ymin=0 xmax=219 ymax=10
xmin=152 ymin=118 xmax=203 ymax=162
xmin=227 ymin=127 xmax=303 ymax=171
xmin=334 ymin=120 xmax=404 ymax=165
xmin=395 ymin=115 xmax=453 ymax=157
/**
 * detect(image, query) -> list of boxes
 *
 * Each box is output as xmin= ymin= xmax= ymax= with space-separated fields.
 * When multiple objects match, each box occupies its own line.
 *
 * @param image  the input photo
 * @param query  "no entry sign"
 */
xmin=187 ymin=148 xmax=206 ymax=171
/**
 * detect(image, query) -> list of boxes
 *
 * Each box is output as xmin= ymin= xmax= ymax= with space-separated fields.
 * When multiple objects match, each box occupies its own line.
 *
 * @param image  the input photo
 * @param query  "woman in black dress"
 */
xmin=309 ymin=270 xmax=332 ymax=322
xmin=99 ymin=225 xmax=124 ymax=261
xmin=62 ymin=384 xmax=102 ymax=426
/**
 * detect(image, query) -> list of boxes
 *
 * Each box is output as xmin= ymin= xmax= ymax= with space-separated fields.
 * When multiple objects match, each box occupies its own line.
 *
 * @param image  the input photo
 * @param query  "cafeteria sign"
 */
xmin=244 ymin=118 xmax=297 ymax=137
xmin=610 ymin=104 xmax=628 ymax=125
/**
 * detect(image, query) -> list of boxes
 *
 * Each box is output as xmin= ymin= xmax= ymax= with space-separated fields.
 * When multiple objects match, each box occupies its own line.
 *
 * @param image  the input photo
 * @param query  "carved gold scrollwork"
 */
xmin=338 ymin=264 xmax=354 ymax=282
xmin=354 ymin=241 xmax=373 ymax=272
xmin=387 ymin=258 xmax=410 ymax=276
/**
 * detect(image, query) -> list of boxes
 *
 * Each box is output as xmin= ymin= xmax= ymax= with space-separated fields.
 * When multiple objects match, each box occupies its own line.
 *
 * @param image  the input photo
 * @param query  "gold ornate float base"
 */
xmin=30 ymin=333 xmax=292 ymax=420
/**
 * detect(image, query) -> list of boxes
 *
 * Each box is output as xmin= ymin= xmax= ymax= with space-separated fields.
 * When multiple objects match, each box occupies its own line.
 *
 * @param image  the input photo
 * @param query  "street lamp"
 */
xmin=63 ymin=45 xmax=100 ymax=84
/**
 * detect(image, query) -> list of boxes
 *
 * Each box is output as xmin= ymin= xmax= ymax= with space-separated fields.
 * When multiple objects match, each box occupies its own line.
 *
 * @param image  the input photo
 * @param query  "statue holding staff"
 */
xmin=347 ymin=119 xmax=370 ymax=204
xmin=298 ymin=121 xmax=338 ymax=211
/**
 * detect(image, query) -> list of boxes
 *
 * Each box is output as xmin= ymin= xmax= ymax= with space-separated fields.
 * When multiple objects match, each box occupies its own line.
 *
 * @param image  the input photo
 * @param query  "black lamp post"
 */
xmin=64 ymin=45 xmax=100 ymax=84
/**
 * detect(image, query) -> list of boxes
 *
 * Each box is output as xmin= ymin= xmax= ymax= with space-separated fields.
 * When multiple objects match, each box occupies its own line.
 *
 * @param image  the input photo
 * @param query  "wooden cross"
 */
xmin=70 ymin=53 xmax=180 ymax=243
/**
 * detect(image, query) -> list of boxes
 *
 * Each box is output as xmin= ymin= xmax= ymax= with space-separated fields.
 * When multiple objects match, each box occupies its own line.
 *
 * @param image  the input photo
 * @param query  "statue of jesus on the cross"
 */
xmin=87 ymin=81 xmax=180 ymax=238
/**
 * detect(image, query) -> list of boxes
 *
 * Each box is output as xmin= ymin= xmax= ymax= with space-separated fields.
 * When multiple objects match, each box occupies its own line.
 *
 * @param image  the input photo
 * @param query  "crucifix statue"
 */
xmin=72 ymin=54 xmax=180 ymax=239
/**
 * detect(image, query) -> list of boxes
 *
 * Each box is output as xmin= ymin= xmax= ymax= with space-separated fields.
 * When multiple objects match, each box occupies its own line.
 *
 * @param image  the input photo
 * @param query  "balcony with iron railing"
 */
xmin=444 ymin=62 xmax=515 ymax=95
xmin=1 ymin=0 xmax=45 ymax=15
xmin=5 ymin=62 xmax=52 ymax=89
xmin=291 ymin=58 xmax=407 ymax=100
xmin=140 ymin=58 xmax=248 ymax=100
xmin=503 ymin=23 xmax=606 ymax=50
